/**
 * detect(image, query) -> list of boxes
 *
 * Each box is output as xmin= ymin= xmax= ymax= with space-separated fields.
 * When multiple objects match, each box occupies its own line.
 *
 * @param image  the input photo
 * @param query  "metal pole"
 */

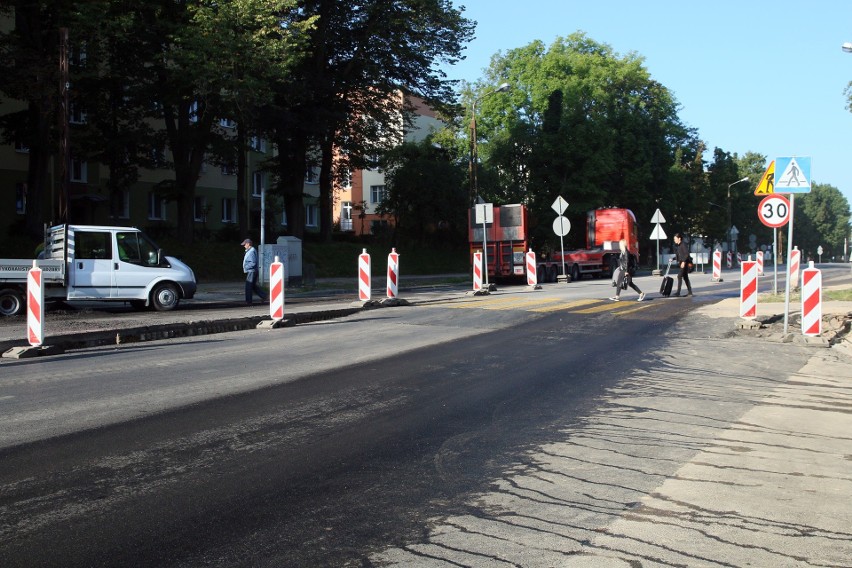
xmin=783 ymin=195 xmax=795 ymax=335
xmin=773 ymin=228 xmax=778 ymax=295
xmin=481 ymin=216 xmax=488 ymax=289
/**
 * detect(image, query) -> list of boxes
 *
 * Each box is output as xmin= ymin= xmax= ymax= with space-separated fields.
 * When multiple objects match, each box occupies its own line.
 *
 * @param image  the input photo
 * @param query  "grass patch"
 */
xmin=760 ymin=288 xmax=852 ymax=302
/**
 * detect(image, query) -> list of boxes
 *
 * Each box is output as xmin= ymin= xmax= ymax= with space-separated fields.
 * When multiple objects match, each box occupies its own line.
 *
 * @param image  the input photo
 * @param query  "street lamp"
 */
xmin=727 ymin=176 xmax=749 ymax=254
xmin=469 ymin=82 xmax=510 ymax=205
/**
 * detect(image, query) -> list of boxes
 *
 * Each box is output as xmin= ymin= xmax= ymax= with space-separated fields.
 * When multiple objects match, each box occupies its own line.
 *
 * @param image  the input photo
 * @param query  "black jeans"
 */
xmin=676 ymin=264 xmax=692 ymax=294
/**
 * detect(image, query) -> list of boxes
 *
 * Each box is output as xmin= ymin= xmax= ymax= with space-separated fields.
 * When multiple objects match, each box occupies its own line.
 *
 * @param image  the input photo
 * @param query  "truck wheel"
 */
xmin=571 ymin=264 xmax=581 ymax=282
xmin=150 ymin=283 xmax=179 ymax=312
xmin=0 ymin=288 xmax=25 ymax=317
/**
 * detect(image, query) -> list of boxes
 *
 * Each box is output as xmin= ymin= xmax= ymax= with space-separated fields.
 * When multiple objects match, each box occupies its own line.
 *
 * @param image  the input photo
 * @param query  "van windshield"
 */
xmin=116 ymin=232 xmax=160 ymax=266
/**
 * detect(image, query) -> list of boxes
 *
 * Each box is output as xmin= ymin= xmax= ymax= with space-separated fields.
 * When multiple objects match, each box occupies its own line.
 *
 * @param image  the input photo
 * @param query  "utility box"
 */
xmin=260 ymin=236 xmax=302 ymax=286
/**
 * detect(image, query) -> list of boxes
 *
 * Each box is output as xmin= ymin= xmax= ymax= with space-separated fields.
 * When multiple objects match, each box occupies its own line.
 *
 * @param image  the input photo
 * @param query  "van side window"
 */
xmin=117 ymin=232 xmax=160 ymax=266
xmin=75 ymin=232 xmax=112 ymax=260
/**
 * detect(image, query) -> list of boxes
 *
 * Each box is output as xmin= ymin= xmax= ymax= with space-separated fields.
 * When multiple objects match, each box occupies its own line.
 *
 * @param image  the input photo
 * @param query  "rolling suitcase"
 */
xmin=659 ymin=258 xmax=674 ymax=297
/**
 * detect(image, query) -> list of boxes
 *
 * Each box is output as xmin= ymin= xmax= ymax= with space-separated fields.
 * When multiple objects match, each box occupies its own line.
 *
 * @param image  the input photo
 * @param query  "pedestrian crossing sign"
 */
xmin=774 ymin=156 xmax=811 ymax=193
xmin=754 ymin=160 xmax=774 ymax=195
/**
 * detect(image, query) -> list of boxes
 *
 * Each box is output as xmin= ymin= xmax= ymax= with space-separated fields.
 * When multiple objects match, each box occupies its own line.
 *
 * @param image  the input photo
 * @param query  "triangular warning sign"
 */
xmin=754 ymin=160 xmax=774 ymax=195
xmin=649 ymin=224 xmax=667 ymax=240
xmin=776 ymin=157 xmax=809 ymax=190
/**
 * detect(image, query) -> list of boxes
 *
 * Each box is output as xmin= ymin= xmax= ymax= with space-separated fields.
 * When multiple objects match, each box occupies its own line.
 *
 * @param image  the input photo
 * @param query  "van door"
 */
xmin=112 ymin=230 xmax=167 ymax=299
xmin=68 ymin=230 xmax=115 ymax=299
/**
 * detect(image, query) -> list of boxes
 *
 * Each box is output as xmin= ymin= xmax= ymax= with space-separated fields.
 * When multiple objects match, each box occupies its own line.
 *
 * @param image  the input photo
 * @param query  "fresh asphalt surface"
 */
xmin=1 ymin=266 xmax=851 ymax=567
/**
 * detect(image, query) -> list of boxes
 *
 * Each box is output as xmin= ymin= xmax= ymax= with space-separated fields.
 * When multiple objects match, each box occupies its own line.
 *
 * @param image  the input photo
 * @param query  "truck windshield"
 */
xmin=117 ymin=232 xmax=161 ymax=266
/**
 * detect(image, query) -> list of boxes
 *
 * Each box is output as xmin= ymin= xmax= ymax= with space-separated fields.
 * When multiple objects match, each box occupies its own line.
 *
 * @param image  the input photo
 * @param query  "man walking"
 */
xmin=241 ymin=238 xmax=268 ymax=305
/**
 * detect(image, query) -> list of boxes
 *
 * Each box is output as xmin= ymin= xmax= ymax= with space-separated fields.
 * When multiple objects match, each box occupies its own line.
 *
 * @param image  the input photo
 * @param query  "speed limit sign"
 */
xmin=758 ymin=194 xmax=790 ymax=228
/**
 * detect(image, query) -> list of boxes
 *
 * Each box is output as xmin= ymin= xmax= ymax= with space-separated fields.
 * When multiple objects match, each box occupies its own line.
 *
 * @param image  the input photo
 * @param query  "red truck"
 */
xmin=468 ymin=204 xmax=639 ymax=283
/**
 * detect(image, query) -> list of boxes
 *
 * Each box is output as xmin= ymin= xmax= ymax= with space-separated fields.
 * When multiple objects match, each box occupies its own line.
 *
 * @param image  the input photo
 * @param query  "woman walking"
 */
xmin=609 ymin=239 xmax=645 ymax=302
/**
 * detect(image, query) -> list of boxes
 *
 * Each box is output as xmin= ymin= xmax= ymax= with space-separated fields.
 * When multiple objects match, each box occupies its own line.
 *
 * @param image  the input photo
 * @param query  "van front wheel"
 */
xmin=150 ymin=283 xmax=179 ymax=312
xmin=0 ymin=288 xmax=24 ymax=317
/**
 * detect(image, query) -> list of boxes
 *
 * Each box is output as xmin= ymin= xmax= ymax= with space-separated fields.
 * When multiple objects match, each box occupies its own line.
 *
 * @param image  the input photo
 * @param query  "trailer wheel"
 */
xmin=0 ymin=288 xmax=25 ymax=317
xmin=571 ymin=264 xmax=581 ymax=282
xmin=150 ymin=283 xmax=180 ymax=312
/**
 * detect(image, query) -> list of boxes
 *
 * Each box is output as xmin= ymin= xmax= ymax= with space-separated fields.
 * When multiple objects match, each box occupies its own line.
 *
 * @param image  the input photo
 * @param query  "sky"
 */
xmin=442 ymin=0 xmax=852 ymax=210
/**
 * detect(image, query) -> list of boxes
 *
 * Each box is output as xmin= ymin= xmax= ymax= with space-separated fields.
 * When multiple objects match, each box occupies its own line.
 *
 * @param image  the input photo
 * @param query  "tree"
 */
xmin=796 ymin=183 xmax=851 ymax=260
xmin=0 ymin=1 xmax=71 ymax=238
xmin=378 ymin=139 xmax=467 ymax=244
xmin=468 ymin=33 xmax=688 ymax=253
xmin=264 ymin=0 xmax=473 ymax=241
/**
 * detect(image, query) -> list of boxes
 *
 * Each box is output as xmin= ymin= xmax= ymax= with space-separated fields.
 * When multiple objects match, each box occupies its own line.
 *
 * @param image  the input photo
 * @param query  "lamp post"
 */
xmin=469 ymin=82 xmax=510 ymax=205
xmin=727 ymin=176 xmax=749 ymax=253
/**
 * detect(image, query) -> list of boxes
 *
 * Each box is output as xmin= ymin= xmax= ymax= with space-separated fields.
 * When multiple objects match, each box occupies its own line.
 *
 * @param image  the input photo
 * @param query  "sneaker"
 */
xmin=609 ymin=296 xmax=620 ymax=301
xmin=638 ymin=292 xmax=645 ymax=302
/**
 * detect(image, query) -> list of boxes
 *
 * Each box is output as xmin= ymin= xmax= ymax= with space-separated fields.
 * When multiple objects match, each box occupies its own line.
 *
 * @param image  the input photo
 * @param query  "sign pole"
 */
xmin=783 ymin=194 xmax=795 ymax=335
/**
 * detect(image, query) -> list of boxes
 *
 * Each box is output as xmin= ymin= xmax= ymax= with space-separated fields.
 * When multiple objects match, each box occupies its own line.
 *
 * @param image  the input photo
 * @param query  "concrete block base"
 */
xmin=3 ymin=344 xmax=65 ymax=359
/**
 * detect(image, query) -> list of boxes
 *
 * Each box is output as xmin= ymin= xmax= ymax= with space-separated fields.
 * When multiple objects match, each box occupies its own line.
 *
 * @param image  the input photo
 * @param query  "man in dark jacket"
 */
xmin=673 ymin=233 xmax=693 ymax=297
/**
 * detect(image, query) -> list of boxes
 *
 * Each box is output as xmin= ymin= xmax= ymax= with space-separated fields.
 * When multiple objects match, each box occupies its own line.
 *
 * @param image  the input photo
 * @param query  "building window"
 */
xmin=305 ymin=204 xmax=318 ymax=227
xmin=370 ymin=184 xmax=386 ymax=204
xmin=221 ymin=162 xmax=237 ymax=176
xmin=370 ymin=219 xmax=389 ymax=235
xmin=15 ymin=183 xmax=27 ymax=214
xmin=71 ymin=158 xmax=88 ymax=182
xmin=219 ymin=118 xmax=236 ymax=129
xmin=340 ymin=201 xmax=353 ymax=231
xmin=189 ymin=100 xmax=199 ymax=124
xmin=193 ymin=196 xmax=208 ymax=222
xmin=111 ymin=189 xmax=130 ymax=219
xmin=148 ymin=193 xmax=166 ymax=220
xmin=69 ymin=104 xmax=87 ymax=124
xmin=305 ymin=164 xmax=319 ymax=184
xmin=222 ymin=198 xmax=237 ymax=223
xmin=250 ymin=136 xmax=266 ymax=153
xmin=14 ymin=140 xmax=29 ymax=153
xmin=339 ymin=166 xmax=352 ymax=189
xmin=150 ymin=145 xmax=167 ymax=168
xmin=252 ymin=171 xmax=265 ymax=197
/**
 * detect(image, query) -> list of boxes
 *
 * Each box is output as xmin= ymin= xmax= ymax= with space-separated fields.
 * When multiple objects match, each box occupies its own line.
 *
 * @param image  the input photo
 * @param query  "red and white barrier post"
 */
xmin=756 ymin=250 xmax=764 ymax=276
xmin=789 ymin=246 xmax=801 ymax=290
xmin=726 ymin=251 xmax=732 ymax=269
xmin=525 ymin=249 xmax=541 ymax=289
xmin=27 ymin=260 xmax=44 ymax=347
xmin=386 ymin=248 xmax=400 ymax=299
xmin=740 ymin=258 xmax=758 ymax=319
xmin=736 ymin=252 xmax=743 ymax=266
xmin=801 ymin=261 xmax=822 ymax=336
xmin=269 ymin=256 xmax=285 ymax=322
xmin=712 ymin=250 xmax=724 ymax=282
xmin=472 ymin=251 xmax=483 ymax=292
xmin=358 ymin=249 xmax=371 ymax=301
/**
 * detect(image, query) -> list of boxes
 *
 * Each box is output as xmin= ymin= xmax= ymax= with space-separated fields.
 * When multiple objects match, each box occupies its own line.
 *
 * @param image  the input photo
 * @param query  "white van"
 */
xmin=0 ymin=224 xmax=197 ymax=316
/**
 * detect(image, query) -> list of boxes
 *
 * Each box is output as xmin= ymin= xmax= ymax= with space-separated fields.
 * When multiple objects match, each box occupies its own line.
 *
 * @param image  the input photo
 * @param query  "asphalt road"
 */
xmin=0 ymin=267 xmax=850 ymax=567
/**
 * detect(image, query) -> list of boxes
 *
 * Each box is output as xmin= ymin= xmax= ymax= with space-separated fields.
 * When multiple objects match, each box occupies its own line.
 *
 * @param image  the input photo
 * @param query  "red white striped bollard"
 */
xmin=472 ymin=251 xmax=483 ymax=292
xmin=740 ymin=258 xmax=758 ymax=319
xmin=736 ymin=252 xmax=742 ymax=266
xmin=386 ymin=248 xmax=399 ymax=299
xmin=801 ymin=261 xmax=822 ymax=336
xmin=726 ymin=251 xmax=732 ymax=269
xmin=711 ymin=250 xmax=723 ymax=282
xmin=358 ymin=249 xmax=371 ymax=301
xmin=27 ymin=260 xmax=44 ymax=347
xmin=756 ymin=250 xmax=764 ymax=276
xmin=525 ymin=249 xmax=538 ymax=287
xmin=789 ymin=246 xmax=801 ymax=290
xmin=269 ymin=256 xmax=285 ymax=321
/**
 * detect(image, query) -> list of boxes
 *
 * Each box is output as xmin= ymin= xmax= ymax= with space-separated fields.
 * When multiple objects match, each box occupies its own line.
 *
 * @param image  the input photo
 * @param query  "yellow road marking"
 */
xmin=528 ymin=298 xmax=601 ymax=312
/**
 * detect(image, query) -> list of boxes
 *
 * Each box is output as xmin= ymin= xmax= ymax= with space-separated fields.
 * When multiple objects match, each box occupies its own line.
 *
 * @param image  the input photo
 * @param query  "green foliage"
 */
xmin=378 ymin=139 xmax=468 ymax=243
xmin=302 ymin=240 xmax=469 ymax=278
xmin=796 ymin=183 xmax=852 ymax=259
